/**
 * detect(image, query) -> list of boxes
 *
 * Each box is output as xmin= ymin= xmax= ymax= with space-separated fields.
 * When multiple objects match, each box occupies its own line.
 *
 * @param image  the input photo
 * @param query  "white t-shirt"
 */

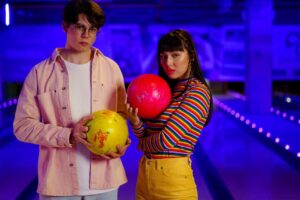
xmin=64 ymin=58 xmax=116 ymax=195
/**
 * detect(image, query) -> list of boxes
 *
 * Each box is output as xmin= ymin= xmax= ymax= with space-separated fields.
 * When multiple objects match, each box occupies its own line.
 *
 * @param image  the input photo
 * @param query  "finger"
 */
xmin=125 ymin=103 xmax=130 ymax=111
xmin=107 ymin=151 xmax=120 ymax=158
xmin=80 ymin=132 xmax=87 ymax=139
xmin=80 ymin=126 xmax=89 ymax=132
xmin=79 ymin=138 xmax=92 ymax=147
xmin=98 ymin=154 xmax=111 ymax=159
xmin=106 ymin=149 xmax=121 ymax=157
xmin=134 ymin=107 xmax=139 ymax=115
xmin=128 ymin=107 xmax=133 ymax=114
xmin=81 ymin=115 xmax=94 ymax=124
xmin=126 ymin=138 xmax=132 ymax=146
xmin=124 ymin=94 xmax=128 ymax=104
xmin=116 ymin=145 xmax=125 ymax=155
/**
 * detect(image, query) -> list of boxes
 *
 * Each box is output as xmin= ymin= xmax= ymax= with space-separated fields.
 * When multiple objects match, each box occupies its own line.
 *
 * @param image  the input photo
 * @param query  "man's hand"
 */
xmin=92 ymin=138 xmax=131 ymax=159
xmin=70 ymin=115 xmax=94 ymax=148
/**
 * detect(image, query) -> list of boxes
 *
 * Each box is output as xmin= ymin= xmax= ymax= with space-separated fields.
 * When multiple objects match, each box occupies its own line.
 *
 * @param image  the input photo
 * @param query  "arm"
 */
xmin=138 ymin=86 xmax=211 ymax=152
xmin=125 ymin=98 xmax=147 ymax=138
xmin=116 ymin=66 xmax=127 ymax=119
xmin=13 ymin=67 xmax=72 ymax=148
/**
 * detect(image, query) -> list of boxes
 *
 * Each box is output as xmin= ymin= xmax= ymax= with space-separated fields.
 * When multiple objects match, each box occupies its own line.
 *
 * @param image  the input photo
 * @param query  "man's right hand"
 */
xmin=70 ymin=115 xmax=94 ymax=148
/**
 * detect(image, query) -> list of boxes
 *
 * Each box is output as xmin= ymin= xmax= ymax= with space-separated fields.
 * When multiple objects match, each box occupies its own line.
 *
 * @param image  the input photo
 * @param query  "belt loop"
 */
xmin=188 ymin=157 xmax=192 ymax=166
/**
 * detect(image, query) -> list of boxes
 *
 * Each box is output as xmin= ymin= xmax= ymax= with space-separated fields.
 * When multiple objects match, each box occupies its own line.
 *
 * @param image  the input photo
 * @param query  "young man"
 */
xmin=13 ymin=0 xmax=130 ymax=199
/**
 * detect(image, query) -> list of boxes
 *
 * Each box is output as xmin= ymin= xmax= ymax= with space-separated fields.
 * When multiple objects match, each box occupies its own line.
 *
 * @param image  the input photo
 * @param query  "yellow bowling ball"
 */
xmin=86 ymin=110 xmax=128 ymax=155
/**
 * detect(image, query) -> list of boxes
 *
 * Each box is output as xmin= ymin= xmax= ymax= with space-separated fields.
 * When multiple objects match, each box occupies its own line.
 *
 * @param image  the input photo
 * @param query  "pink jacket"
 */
xmin=13 ymin=47 xmax=128 ymax=196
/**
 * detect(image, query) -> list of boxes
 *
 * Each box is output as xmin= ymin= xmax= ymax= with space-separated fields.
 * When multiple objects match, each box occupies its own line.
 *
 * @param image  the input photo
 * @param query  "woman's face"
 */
xmin=159 ymin=48 xmax=191 ymax=80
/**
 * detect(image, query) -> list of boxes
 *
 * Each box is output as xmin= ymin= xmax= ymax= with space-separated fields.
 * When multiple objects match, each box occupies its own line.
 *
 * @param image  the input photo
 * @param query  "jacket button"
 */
xmin=62 ymin=106 xmax=67 ymax=110
xmin=69 ymin=163 xmax=74 ymax=167
xmin=62 ymin=87 xmax=66 ymax=90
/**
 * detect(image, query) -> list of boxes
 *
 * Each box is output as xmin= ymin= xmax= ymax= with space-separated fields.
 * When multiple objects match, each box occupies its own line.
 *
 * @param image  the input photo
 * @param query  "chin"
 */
xmin=166 ymin=74 xmax=177 ymax=79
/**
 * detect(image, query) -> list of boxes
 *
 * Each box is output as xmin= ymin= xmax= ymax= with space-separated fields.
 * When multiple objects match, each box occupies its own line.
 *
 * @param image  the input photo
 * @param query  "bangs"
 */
xmin=158 ymin=35 xmax=184 ymax=53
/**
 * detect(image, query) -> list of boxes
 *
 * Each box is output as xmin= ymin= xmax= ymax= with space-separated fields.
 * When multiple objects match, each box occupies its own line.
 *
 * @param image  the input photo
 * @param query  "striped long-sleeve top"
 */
xmin=131 ymin=77 xmax=211 ymax=159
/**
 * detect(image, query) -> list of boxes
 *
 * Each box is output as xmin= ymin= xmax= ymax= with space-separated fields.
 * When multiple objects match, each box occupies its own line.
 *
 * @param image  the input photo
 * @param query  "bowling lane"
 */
xmin=200 ymin=106 xmax=300 ymax=200
xmin=0 ymin=128 xmax=38 ymax=200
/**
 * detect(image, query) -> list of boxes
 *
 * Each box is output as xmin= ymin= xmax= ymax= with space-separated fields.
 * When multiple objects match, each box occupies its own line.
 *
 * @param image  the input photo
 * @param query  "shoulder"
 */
xmin=26 ymin=56 xmax=53 ymax=78
xmin=92 ymin=48 xmax=124 ymax=81
xmin=187 ymin=79 xmax=211 ymax=101
xmin=93 ymin=48 xmax=120 ymax=69
xmin=103 ymin=56 xmax=119 ymax=68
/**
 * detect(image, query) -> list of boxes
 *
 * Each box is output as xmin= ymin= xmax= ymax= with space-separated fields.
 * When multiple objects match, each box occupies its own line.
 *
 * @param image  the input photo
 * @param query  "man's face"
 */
xmin=64 ymin=14 xmax=98 ymax=52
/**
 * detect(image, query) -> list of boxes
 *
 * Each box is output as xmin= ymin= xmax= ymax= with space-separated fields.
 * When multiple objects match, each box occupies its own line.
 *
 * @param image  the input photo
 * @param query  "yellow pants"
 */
xmin=136 ymin=156 xmax=198 ymax=200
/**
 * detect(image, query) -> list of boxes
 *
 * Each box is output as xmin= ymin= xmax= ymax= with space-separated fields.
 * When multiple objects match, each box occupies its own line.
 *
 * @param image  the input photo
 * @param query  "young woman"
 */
xmin=126 ymin=29 xmax=213 ymax=200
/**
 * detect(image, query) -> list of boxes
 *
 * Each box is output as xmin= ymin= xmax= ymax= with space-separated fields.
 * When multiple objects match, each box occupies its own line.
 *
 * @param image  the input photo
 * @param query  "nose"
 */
xmin=165 ymin=56 xmax=173 ymax=67
xmin=81 ymin=29 xmax=89 ymax=37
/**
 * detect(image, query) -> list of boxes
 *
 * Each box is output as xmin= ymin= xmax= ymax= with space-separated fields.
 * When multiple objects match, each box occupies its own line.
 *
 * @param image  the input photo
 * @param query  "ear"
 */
xmin=62 ymin=21 xmax=69 ymax=33
xmin=190 ymin=55 xmax=195 ymax=62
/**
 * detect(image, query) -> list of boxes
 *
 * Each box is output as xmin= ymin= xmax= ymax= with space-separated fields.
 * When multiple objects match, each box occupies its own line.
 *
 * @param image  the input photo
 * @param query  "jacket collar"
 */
xmin=49 ymin=47 xmax=103 ymax=63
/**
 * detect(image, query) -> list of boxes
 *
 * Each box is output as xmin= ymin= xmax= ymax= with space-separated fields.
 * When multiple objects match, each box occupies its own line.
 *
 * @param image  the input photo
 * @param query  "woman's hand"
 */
xmin=125 ymin=95 xmax=140 ymax=125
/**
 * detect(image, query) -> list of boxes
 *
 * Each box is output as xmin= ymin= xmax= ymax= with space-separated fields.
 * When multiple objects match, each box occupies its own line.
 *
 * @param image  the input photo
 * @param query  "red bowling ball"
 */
xmin=127 ymin=74 xmax=171 ymax=119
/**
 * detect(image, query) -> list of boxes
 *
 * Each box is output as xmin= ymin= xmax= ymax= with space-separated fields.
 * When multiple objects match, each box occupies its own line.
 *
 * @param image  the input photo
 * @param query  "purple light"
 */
xmin=276 ymin=110 xmax=280 ymax=115
xmin=270 ymin=107 xmax=274 ymax=112
xmin=245 ymin=119 xmax=250 ymax=125
xmin=282 ymin=113 xmax=287 ymax=118
xmin=285 ymin=145 xmax=290 ymax=150
xmin=266 ymin=132 xmax=271 ymax=138
xmin=230 ymin=110 xmax=236 ymax=115
xmin=275 ymin=137 xmax=280 ymax=143
xmin=298 ymin=119 xmax=300 ymax=124
xmin=258 ymin=128 xmax=263 ymax=133
xmin=235 ymin=113 xmax=240 ymax=118
xmin=297 ymin=153 xmax=300 ymax=158
xmin=240 ymin=116 xmax=245 ymax=121
xmin=290 ymin=116 xmax=294 ymax=121
xmin=251 ymin=123 xmax=256 ymax=128
xmin=3 ymin=102 xmax=7 ymax=108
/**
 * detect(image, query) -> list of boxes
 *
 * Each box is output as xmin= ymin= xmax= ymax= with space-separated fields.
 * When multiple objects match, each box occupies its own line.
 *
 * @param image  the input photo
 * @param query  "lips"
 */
xmin=80 ymin=42 xmax=89 ymax=46
xmin=165 ymin=69 xmax=176 ymax=75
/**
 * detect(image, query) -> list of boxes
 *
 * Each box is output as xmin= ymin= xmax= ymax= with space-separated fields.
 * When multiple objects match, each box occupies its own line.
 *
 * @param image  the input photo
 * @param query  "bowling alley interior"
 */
xmin=1 ymin=0 xmax=300 ymax=199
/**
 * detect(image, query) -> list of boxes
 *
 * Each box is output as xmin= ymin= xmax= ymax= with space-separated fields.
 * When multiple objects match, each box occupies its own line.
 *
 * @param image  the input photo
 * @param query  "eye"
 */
xmin=172 ymin=53 xmax=180 ymax=58
xmin=159 ymin=54 xmax=167 ymax=60
xmin=89 ymin=27 xmax=98 ymax=33
xmin=75 ymin=24 xmax=85 ymax=31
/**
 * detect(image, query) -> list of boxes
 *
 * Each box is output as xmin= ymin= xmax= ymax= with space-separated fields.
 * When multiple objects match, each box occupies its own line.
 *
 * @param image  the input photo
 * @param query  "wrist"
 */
xmin=130 ymin=118 xmax=140 ymax=126
xmin=69 ymin=129 xmax=75 ymax=144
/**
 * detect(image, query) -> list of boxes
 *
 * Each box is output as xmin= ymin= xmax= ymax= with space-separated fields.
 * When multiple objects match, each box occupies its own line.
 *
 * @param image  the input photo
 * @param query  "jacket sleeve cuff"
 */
xmin=58 ymin=128 xmax=73 ymax=148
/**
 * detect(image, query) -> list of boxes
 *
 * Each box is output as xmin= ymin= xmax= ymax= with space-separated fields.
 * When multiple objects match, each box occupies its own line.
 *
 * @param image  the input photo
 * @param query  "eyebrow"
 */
xmin=75 ymin=22 xmax=96 ymax=28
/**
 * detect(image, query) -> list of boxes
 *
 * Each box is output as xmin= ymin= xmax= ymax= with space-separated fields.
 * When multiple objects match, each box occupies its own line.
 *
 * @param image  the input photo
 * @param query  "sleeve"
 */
xmin=138 ymin=86 xmax=211 ymax=152
xmin=130 ymin=120 xmax=146 ymax=138
xmin=115 ymin=63 xmax=127 ymax=119
xmin=13 ymin=66 xmax=72 ymax=148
